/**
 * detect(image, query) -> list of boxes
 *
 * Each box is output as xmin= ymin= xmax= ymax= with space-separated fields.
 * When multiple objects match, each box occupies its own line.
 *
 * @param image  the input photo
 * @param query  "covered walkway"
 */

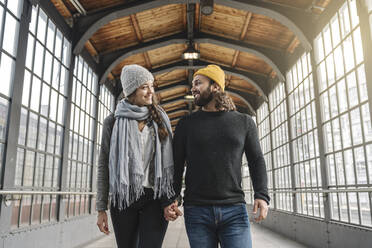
xmin=0 ymin=0 xmax=372 ymax=248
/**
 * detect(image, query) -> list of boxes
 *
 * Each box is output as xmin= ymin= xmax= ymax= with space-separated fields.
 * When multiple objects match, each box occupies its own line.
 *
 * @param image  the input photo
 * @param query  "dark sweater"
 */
xmin=173 ymin=110 xmax=270 ymax=206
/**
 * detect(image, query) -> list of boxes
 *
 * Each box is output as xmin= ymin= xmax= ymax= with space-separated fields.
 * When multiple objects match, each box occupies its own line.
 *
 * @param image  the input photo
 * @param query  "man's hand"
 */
xmin=97 ymin=210 xmax=110 ymax=235
xmin=164 ymin=200 xmax=183 ymax=221
xmin=252 ymin=199 xmax=268 ymax=222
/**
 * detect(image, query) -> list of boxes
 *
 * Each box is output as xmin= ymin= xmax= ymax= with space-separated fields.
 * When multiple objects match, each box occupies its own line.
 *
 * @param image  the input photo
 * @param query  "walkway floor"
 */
xmin=83 ymin=208 xmax=307 ymax=248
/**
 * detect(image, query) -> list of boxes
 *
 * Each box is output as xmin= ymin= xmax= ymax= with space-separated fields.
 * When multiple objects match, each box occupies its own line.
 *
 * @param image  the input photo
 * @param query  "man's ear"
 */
xmin=211 ymin=83 xmax=221 ymax=93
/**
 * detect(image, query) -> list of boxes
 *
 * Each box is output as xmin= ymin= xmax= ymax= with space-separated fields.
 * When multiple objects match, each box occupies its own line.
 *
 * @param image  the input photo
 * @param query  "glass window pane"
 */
xmin=350 ymin=108 xmax=362 ymax=145
xmin=314 ymin=34 xmax=324 ymax=63
xmin=323 ymin=25 xmax=332 ymax=55
xmin=0 ymin=53 xmax=15 ymax=97
xmin=361 ymin=104 xmax=372 ymax=142
xmin=357 ymin=65 xmax=368 ymax=102
xmin=49 ymin=89 xmax=58 ymax=121
xmin=25 ymin=35 xmax=35 ymax=70
xmin=317 ymin=61 xmax=327 ymax=92
xmin=354 ymin=147 xmax=367 ymax=184
xmin=0 ymin=98 xmax=8 ymax=140
xmin=33 ymin=42 xmax=44 ymax=77
xmin=334 ymin=45 xmax=344 ymax=80
xmin=347 ymin=72 xmax=358 ymax=108
xmin=47 ymin=121 xmax=55 ymax=153
xmin=14 ymin=148 xmax=24 ymax=186
xmin=27 ymin=112 xmax=38 ymax=148
xmin=343 ymin=36 xmax=355 ymax=72
xmin=329 ymin=85 xmax=338 ymax=118
xmin=337 ymin=79 xmax=347 ymax=113
xmin=43 ymin=51 xmax=52 ymax=84
xmin=57 ymin=96 xmax=65 ymax=125
xmin=331 ymin=15 xmax=341 ymax=47
xmin=40 ymin=83 xmax=50 ymax=117
xmin=344 ymin=149 xmax=355 ymax=184
xmin=29 ymin=6 xmax=37 ymax=35
xmin=22 ymin=71 xmax=32 ymax=107
xmin=353 ymin=28 xmax=364 ymax=65
xmin=46 ymin=20 xmax=55 ymax=52
xmin=340 ymin=3 xmax=351 ymax=38
xmin=54 ymin=30 xmax=62 ymax=60
xmin=52 ymin=59 xmax=60 ymax=90
xmin=3 ymin=13 xmax=20 ymax=56
xmin=7 ymin=0 xmax=23 ymax=19
xmin=38 ymin=117 xmax=47 ymax=151
xmin=30 ymin=76 xmax=41 ymax=112
xmin=62 ymin=38 xmax=71 ymax=67
xmin=340 ymin=113 xmax=352 ymax=148
xmin=37 ymin=9 xmax=47 ymax=43
xmin=18 ymin=108 xmax=27 ymax=146
xmin=349 ymin=0 xmax=359 ymax=29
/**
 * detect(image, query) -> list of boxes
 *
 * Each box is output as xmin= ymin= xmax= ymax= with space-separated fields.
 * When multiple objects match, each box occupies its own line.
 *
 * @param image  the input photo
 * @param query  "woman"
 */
xmin=96 ymin=64 xmax=175 ymax=248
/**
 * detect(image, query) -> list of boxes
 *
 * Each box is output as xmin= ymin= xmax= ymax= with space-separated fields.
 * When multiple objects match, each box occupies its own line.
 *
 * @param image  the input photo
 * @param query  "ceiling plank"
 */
xmin=98 ymin=31 xmax=285 ymax=84
xmin=73 ymin=0 xmax=313 ymax=54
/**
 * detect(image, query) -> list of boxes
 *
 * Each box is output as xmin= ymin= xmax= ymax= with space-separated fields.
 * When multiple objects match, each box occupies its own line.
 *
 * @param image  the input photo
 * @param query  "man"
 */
xmin=164 ymin=65 xmax=270 ymax=248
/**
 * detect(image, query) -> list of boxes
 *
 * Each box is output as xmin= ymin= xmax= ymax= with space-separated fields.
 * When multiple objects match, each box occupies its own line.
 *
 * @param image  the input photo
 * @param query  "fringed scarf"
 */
xmin=109 ymin=100 xmax=174 ymax=210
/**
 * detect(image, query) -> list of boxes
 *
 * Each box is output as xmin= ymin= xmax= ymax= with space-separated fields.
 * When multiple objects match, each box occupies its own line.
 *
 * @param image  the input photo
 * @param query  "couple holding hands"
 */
xmin=96 ymin=64 xmax=269 ymax=248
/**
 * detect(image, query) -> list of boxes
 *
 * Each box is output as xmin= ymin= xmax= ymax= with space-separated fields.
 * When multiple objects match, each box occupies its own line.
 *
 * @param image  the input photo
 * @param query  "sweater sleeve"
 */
xmin=172 ymin=117 xmax=187 ymax=203
xmin=244 ymin=116 xmax=270 ymax=205
xmin=96 ymin=114 xmax=115 ymax=211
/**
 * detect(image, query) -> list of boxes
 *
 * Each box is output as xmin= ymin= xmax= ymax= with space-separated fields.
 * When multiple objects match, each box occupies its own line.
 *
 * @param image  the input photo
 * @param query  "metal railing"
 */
xmin=0 ymin=190 xmax=96 ymax=206
xmin=243 ymin=188 xmax=372 ymax=194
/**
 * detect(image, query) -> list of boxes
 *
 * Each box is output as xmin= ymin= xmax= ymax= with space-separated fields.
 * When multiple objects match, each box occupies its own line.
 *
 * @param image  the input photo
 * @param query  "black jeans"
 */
xmin=110 ymin=188 xmax=168 ymax=248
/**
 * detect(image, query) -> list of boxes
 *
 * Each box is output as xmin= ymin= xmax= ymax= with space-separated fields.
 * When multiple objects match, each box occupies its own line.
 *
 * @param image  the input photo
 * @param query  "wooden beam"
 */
xmin=195 ymin=3 xmax=200 ymax=31
xmin=130 ymin=14 xmax=143 ymax=42
xmin=240 ymin=12 xmax=252 ymax=40
xmin=130 ymin=14 xmax=151 ymax=68
xmin=269 ymin=69 xmax=277 ymax=79
xmin=183 ymin=4 xmax=187 ymax=30
xmin=143 ymin=52 xmax=152 ymax=69
xmin=85 ymin=40 xmax=98 ymax=57
xmin=287 ymin=36 xmax=300 ymax=53
xmin=231 ymin=51 xmax=240 ymax=67
xmin=54 ymin=0 xmax=73 ymax=18
xmin=73 ymin=0 xmax=313 ymax=54
xmin=108 ymin=72 xmax=114 ymax=80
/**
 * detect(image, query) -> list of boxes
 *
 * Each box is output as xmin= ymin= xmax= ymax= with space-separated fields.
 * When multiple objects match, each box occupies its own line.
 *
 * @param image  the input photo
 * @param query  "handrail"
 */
xmin=243 ymin=188 xmax=372 ymax=194
xmin=0 ymin=190 xmax=96 ymax=196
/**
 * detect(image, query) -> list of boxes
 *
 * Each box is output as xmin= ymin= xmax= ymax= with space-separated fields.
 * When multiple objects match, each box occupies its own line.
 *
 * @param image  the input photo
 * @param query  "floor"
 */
xmin=82 ymin=207 xmax=307 ymax=248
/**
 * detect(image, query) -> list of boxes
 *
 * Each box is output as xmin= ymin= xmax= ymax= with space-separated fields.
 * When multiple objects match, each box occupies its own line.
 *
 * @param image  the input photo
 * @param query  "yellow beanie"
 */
xmin=194 ymin=65 xmax=225 ymax=92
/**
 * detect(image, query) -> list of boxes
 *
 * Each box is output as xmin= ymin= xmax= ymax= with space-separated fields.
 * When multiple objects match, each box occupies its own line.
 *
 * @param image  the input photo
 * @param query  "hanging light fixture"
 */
xmin=201 ymin=0 xmax=214 ymax=15
xmin=182 ymin=41 xmax=200 ymax=60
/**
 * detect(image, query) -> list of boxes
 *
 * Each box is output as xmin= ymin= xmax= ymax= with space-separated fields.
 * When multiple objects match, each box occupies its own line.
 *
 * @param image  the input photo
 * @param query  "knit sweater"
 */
xmin=173 ymin=110 xmax=270 ymax=206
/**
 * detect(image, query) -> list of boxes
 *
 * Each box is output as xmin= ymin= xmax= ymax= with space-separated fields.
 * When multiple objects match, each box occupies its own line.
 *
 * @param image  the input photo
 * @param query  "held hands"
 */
xmin=252 ymin=199 xmax=268 ymax=222
xmin=164 ymin=200 xmax=183 ymax=221
xmin=97 ymin=210 xmax=110 ymax=235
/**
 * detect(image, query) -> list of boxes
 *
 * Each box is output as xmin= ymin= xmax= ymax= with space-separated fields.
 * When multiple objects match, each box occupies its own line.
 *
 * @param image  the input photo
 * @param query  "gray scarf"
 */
xmin=109 ymin=100 xmax=174 ymax=210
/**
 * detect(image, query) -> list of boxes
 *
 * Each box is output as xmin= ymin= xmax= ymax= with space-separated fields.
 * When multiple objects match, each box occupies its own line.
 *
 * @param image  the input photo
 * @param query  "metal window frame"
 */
xmin=287 ymin=53 xmax=323 ymax=217
xmin=313 ymin=0 xmax=372 ymax=227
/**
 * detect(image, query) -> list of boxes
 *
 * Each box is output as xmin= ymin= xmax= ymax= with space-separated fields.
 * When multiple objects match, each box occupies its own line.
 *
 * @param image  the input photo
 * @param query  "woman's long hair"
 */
xmin=210 ymin=81 xmax=236 ymax=112
xmin=147 ymin=94 xmax=169 ymax=142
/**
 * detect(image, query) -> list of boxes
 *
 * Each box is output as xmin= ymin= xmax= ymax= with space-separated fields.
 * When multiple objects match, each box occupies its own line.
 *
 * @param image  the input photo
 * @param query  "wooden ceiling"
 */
xmin=51 ymin=0 xmax=333 ymax=128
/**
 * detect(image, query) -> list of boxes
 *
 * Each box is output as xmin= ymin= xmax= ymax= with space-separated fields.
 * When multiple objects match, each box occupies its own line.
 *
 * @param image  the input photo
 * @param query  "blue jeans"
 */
xmin=184 ymin=203 xmax=252 ymax=248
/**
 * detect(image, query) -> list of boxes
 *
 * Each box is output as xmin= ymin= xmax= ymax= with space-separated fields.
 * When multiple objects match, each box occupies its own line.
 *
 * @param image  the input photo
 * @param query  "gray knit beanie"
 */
xmin=120 ymin=64 xmax=154 ymax=97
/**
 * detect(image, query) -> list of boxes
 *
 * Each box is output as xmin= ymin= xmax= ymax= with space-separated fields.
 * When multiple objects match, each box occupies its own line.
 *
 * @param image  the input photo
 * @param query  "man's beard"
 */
xmin=194 ymin=87 xmax=213 ymax=106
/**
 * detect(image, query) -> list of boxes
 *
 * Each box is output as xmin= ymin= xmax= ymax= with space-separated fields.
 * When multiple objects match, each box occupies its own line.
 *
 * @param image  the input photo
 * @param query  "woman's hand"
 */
xmin=164 ymin=200 xmax=183 ymax=221
xmin=97 ymin=210 xmax=110 ymax=235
